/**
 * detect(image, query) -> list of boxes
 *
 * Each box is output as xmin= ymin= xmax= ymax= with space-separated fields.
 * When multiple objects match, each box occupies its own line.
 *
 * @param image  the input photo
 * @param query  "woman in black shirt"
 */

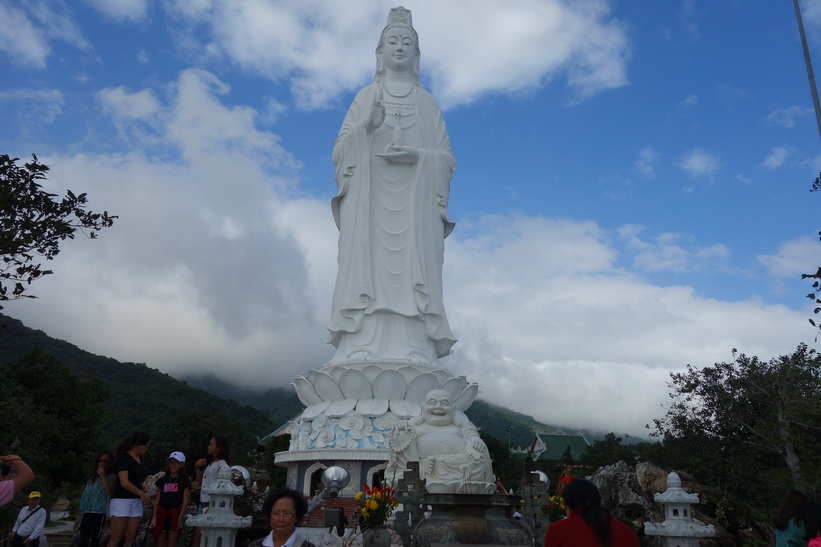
xmin=107 ymin=432 xmax=151 ymax=547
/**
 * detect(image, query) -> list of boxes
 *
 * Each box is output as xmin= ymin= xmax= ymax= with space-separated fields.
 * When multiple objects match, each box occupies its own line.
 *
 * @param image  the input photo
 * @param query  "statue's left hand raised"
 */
xmin=376 ymin=143 xmax=420 ymax=164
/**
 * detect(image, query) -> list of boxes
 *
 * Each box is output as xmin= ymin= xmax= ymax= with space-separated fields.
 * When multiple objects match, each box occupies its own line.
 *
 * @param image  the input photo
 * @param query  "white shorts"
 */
xmin=109 ymin=498 xmax=143 ymax=518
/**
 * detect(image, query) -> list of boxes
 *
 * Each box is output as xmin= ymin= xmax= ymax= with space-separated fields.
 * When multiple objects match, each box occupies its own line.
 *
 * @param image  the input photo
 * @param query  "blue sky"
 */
xmin=2 ymin=0 xmax=820 ymax=438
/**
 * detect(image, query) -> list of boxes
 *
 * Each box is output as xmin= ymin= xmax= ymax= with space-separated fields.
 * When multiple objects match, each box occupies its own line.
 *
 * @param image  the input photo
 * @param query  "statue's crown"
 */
xmin=385 ymin=6 xmax=413 ymax=30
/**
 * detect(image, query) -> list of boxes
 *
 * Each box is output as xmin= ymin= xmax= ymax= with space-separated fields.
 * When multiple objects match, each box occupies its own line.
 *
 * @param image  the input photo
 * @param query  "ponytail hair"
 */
xmin=114 ymin=431 xmax=150 ymax=462
xmin=562 ymin=478 xmax=612 ymax=547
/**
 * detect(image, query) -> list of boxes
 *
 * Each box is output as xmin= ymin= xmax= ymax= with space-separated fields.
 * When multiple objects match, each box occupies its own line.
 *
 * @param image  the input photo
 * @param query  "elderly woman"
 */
xmin=544 ymin=478 xmax=639 ymax=547
xmin=252 ymin=488 xmax=316 ymax=547
xmin=328 ymin=6 xmax=457 ymax=366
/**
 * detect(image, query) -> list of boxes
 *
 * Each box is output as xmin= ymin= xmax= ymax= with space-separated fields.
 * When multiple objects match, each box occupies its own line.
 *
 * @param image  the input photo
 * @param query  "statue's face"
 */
xmin=423 ymin=391 xmax=454 ymax=426
xmin=380 ymin=26 xmax=417 ymax=73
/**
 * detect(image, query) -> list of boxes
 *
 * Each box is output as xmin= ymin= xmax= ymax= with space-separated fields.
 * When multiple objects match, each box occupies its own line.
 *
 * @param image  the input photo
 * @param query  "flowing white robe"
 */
xmin=328 ymin=82 xmax=456 ymax=364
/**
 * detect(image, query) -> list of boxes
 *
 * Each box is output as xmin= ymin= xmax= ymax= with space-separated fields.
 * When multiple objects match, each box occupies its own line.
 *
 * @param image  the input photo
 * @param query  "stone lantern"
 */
xmin=187 ymin=466 xmax=252 ymax=547
xmin=644 ymin=472 xmax=715 ymax=547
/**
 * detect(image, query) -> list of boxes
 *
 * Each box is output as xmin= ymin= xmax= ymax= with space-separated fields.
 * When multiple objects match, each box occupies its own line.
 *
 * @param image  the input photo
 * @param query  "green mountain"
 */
xmin=0 ymin=313 xmax=277 ymax=465
xmin=0 ymin=313 xmax=640 ymax=456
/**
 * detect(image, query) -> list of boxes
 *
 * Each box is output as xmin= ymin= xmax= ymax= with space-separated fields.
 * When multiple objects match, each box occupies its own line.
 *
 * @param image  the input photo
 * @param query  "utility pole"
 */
xmin=794 ymin=0 xmax=821 ymax=142
xmin=507 ymin=426 xmax=513 ymax=479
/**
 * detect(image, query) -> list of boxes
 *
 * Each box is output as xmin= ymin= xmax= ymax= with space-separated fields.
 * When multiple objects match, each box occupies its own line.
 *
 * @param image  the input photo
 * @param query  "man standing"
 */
xmin=9 ymin=492 xmax=46 ymax=547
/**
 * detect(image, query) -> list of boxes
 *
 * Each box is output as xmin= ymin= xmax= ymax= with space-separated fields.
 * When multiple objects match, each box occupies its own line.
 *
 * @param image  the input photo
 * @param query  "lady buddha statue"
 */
xmin=328 ymin=7 xmax=457 ymax=366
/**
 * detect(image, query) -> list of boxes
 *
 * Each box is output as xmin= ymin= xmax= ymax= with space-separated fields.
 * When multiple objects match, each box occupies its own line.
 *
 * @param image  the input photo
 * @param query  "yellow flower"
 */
xmin=361 ymin=508 xmax=369 ymax=517
xmin=374 ymin=491 xmax=382 ymax=500
xmin=367 ymin=499 xmax=379 ymax=511
xmin=356 ymin=491 xmax=363 ymax=500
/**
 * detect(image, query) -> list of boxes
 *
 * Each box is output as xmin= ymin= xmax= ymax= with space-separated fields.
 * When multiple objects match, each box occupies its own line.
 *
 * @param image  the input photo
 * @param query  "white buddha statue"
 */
xmin=327 ymin=7 xmax=457 ymax=366
xmin=387 ymin=389 xmax=495 ymax=494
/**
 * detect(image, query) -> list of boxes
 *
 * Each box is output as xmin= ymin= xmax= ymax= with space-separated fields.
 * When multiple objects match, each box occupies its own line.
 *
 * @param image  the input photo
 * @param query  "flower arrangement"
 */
xmin=354 ymin=481 xmax=398 ymax=530
xmin=545 ymin=467 xmax=574 ymax=522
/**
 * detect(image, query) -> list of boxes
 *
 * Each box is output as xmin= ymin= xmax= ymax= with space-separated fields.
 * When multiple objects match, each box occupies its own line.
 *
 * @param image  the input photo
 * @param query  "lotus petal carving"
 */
xmin=373 ymin=369 xmax=407 ymax=399
xmin=312 ymin=370 xmax=344 ymax=401
xmin=292 ymin=363 xmax=478 ymax=413
xmin=292 ymin=377 xmax=322 ymax=405
xmin=339 ymin=369 xmax=373 ymax=399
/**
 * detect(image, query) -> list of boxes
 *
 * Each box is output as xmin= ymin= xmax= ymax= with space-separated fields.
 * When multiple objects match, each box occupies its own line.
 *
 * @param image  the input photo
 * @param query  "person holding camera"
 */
xmin=0 ymin=455 xmax=34 ymax=507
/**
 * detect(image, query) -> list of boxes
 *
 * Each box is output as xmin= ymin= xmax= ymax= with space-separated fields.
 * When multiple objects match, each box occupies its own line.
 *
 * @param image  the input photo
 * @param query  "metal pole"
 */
xmin=794 ymin=0 xmax=821 ymax=142
xmin=507 ymin=426 xmax=513 ymax=479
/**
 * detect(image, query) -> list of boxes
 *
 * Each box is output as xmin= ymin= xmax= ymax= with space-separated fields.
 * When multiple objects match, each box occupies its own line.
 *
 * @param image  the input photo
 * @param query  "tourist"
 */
xmin=108 ymin=431 xmax=152 ymax=547
xmin=774 ymin=489 xmax=809 ymax=547
xmin=150 ymin=452 xmax=190 ymax=547
xmin=0 ymin=455 xmax=34 ymax=507
xmin=77 ymin=451 xmax=117 ymax=547
xmin=252 ymin=488 xmax=316 ymax=547
xmin=193 ymin=436 xmax=231 ymax=547
xmin=327 ymin=6 xmax=457 ymax=365
xmin=543 ymin=478 xmax=639 ymax=547
xmin=9 ymin=491 xmax=46 ymax=547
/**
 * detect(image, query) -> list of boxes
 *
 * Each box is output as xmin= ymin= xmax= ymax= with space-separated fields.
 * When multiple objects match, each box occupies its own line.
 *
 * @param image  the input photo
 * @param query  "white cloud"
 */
xmin=681 ymin=94 xmax=699 ymax=107
xmin=0 ymin=88 xmax=63 ymax=122
xmin=633 ymin=147 xmax=658 ymax=178
xmin=758 ymin=237 xmax=820 ymax=279
xmin=0 ymin=0 xmax=89 ymax=68
xmin=440 ymin=218 xmax=804 ymax=435
xmin=0 ymin=1 xmax=51 ymax=67
xmin=162 ymin=0 xmax=631 ymax=109
xmin=84 ymin=0 xmax=148 ymax=22
xmin=679 ymin=148 xmax=720 ymax=178
xmin=6 ymin=69 xmax=321 ymax=388
xmin=766 ymin=106 xmax=812 ymax=128
xmin=618 ymin=225 xmax=730 ymax=273
xmin=98 ymin=87 xmax=161 ymax=120
xmin=762 ymin=146 xmax=789 ymax=170
xmin=678 ymin=0 xmax=700 ymax=38
xmin=802 ymin=0 xmax=821 ymax=43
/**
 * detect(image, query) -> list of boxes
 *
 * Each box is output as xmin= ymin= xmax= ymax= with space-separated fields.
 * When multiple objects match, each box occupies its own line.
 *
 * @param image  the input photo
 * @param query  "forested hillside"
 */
xmin=0 ymin=313 xmax=276 ymax=468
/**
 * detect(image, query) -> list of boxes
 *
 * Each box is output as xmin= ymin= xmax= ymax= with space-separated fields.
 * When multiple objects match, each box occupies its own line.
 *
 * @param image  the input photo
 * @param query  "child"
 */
xmin=193 ymin=436 xmax=231 ymax=547
xmin=150 ymin=452 xmax=190 ymax=547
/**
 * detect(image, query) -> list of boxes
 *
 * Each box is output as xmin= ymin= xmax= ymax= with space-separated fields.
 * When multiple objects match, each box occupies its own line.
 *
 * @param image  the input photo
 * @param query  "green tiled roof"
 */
xmin=539 ymin=433 xmax=590 ymax=461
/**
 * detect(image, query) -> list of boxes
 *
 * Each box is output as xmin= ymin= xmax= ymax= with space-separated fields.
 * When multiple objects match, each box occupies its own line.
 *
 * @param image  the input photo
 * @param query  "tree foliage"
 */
xmin=651 ymin=344 xmax=821 ymax=507
xmin=0 ymin=349 xmax=109 ymax=500
xmin=0 ymin=154 xmax=116 ymax=308
xmin=803 ymin=172 xmax=821 ymax=337
xmin=260 ymin=435 xmax=290 ymax=489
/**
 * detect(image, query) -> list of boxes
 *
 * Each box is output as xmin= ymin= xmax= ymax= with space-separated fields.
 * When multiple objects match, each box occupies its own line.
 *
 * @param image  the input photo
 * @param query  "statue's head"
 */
xmin=422 ymin=389 xmax=455 ymax=426
xmin=375 ymin=6 xmax=420 ymax=83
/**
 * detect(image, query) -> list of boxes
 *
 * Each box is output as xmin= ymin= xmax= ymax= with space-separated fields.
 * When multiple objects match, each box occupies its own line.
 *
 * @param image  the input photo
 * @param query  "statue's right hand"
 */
xmin=366 ymin=87 xmax=386 ymax=133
